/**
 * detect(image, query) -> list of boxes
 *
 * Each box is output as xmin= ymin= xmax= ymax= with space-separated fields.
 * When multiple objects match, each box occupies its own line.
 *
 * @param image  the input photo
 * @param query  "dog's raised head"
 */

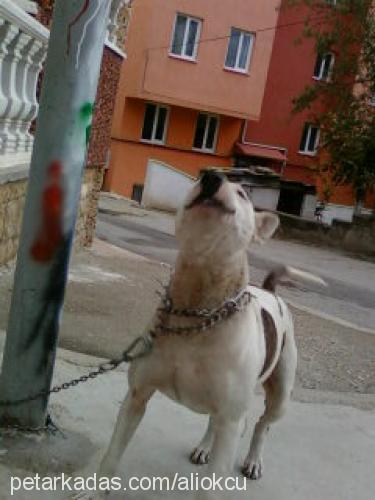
xmin=175 ymin=170 xmax=279 ymax=262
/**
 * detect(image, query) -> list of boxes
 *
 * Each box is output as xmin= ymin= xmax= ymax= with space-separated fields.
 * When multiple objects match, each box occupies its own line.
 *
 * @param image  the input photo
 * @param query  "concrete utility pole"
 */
xmin=0 ymin=0 xmax=111 ymax=428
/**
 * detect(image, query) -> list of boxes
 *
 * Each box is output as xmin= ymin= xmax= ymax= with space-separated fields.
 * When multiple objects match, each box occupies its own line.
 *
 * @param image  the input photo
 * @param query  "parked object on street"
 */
xmin=314 ymin=202 xmax=326 ymax=224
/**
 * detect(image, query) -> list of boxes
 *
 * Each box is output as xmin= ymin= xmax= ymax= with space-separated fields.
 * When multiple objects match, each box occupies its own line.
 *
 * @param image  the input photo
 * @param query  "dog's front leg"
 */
xmin=98 ymin=385 xmax=154 ymax=481
xmin=197 ymin=418 xmax=240 ymax=500
xmin=191 ymin=416 xmax=215 ymax=465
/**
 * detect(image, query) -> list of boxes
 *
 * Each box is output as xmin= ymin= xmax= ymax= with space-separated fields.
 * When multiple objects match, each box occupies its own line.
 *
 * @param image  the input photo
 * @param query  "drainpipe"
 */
xmin=0 ymin=0 xmax=111 ymax=429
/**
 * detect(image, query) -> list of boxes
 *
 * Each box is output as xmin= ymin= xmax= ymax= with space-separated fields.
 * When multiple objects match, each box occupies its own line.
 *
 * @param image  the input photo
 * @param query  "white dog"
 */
xmin=76 ymin=171 xmax=325 ymax=499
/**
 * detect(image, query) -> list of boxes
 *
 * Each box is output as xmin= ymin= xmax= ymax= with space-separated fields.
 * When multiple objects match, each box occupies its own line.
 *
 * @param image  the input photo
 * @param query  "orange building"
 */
xmin=104 ymin=0 xmax=281 ymax=199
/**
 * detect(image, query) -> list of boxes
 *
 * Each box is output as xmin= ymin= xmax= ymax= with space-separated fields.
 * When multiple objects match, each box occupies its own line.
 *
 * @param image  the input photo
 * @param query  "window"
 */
xmin=225 ymin=28 xmax=254 ymax=73
xmin=193 ymin=113 xmax=219 ymax=152
xmin=170 ymin=14 xmax=201 ymax=60
xmin=370 ymin=94 xmax=375 ymax=106
xmin=299 ymin=124 xmax=320 ymax=155
xmin=141 ymin=103 xmax=169 ymax=144
xmin=326 ymin=0 xmax=337 ymax=6
xmin=313 ymin=53 xmax=335 ymax=81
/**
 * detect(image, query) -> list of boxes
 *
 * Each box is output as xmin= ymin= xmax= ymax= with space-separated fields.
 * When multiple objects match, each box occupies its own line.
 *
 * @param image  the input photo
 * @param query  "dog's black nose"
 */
xmin=200 ymin=171 xmax=224 ymax=198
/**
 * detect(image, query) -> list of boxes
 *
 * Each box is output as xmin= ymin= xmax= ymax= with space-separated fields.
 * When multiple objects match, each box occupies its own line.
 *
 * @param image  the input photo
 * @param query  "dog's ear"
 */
xmin=254 ymin=212 xmax=279 ymax=243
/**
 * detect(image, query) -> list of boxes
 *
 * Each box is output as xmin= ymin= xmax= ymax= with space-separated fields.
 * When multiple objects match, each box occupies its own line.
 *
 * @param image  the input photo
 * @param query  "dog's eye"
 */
xmin=237 ymin=189 xmax=246 ymax=200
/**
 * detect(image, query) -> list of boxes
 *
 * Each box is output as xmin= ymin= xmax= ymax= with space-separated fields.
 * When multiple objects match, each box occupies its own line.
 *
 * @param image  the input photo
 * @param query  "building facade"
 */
xmin=104 ymin=0 xmax=281 ymax=199
xmin=242 ymin=0 xmax=374 ymax=223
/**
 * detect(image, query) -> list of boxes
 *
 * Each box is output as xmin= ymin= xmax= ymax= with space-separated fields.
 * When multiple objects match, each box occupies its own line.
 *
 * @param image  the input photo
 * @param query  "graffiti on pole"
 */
xmin=31 ymin=161 xmax=64 ymax=263
xmin=26 ymin=232 xmax=73 ymax=372
xmin=80 ymin=102 xmax=94 ymax=146
xmin=67 ymin=0 xmax=90 ymax=56
xmin=25 ymin=98 xmax=95 ymax=370
xmin=67 ymin=0 xmax=102 ymax=68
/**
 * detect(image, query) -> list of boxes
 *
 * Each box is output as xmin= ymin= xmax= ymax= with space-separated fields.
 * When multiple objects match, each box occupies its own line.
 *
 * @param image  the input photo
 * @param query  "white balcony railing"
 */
xmin=0 ymin=0 xmax=129 ymax=171
xmin=106 ymin=0 xmax=131 ymax=58
xmin=0 ymin=0 xmax=49 ymax=169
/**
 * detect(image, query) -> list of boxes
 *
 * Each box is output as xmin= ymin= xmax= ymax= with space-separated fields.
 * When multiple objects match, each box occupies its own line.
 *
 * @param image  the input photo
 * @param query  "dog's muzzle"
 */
xmin=186 ymin=171 xmax=235 ymax=214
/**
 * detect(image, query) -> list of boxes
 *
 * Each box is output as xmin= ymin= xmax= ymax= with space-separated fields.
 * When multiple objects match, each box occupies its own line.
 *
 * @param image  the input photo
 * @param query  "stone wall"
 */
xmin=0 ymin=177 xmax=26 ymax=265
xmin=276 ymin=212 xmax=375 ymax=258
xmin=87 ymin=49 xmax=123 ymax=168
xmin=75 ymin=167 xmax=105 ymax=247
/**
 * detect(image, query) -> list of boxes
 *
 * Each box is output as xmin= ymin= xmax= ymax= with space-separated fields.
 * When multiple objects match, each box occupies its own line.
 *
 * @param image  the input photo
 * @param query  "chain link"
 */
xmin=0 ymin=415 xmax=61 ymax=436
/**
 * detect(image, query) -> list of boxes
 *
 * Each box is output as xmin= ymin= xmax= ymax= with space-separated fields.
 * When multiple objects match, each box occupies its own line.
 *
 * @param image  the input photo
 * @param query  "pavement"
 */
xmin=0 ymin=346 xmax=373 ymax=500
xmin=0 ymin=195 xmax=374 ymax=498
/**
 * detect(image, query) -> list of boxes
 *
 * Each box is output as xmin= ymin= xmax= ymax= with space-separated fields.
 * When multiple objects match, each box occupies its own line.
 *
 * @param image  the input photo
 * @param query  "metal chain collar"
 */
xmin=0 ymin=284 xmax=252 ymax=433
xmin=150 ymin=285 xmax=253 ymax=337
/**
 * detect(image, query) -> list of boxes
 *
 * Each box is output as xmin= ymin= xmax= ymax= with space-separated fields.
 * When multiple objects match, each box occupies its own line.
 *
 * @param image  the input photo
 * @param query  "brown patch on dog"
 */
xmin=259 ymin=308 xmax=278 ymax=378
xmin=281 ymin=332 xmax=286 ymax=352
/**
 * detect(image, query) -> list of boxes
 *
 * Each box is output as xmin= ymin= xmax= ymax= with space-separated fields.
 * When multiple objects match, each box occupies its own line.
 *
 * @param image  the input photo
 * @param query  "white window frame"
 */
xmin=299 ymin=124 xmax=320 ymax=156
xmin=224 ymin=28 xmax=254 ymax=74
xmin=169 ymin=13 xmax=202 ymax=61
xmin=141 ymin=103 xmax=170 ymax=145
xmin=192 ymin=113 xmax=220 ymax=154
xmin=313 ymin=52 xmax=335 ymax=81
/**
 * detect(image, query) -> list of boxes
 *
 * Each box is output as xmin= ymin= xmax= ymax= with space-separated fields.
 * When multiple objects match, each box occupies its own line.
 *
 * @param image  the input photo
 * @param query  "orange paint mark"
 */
xmin=31 ymin=161 xmax=64 ymax=263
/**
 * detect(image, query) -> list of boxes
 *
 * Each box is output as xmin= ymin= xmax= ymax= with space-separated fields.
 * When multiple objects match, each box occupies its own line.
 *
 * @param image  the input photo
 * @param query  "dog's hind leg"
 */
xmin=98 ymin=384 xmax=155 ymax=480
xmin=242 ymin=329 xmax=297 ymax=480
xmin=190 ymin=416 xmax=215 ymax=465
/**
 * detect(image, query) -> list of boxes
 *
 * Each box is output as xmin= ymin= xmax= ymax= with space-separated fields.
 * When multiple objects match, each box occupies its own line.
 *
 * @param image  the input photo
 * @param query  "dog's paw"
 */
xmin=242 ymin=458 xmax=263 ymax=480
xmin=190 ymin=447 xmax=210 ymax=465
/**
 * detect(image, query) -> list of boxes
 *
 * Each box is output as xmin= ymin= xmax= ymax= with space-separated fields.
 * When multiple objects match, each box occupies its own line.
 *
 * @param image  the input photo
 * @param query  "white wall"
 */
xmin=321 ymin=203 xmax=354 ymax=225
xmin=301 ymin=194 xmax=317 ymax=220
xmin=142 ymin=159 xmax=195 ymax=212
xmin=250 ymin=186 xmax=280 ymax=211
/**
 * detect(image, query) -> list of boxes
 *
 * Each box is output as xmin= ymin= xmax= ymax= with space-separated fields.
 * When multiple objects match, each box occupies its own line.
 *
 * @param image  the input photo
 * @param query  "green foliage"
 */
xmin=287 ymin=0 xmax=375 ymax=202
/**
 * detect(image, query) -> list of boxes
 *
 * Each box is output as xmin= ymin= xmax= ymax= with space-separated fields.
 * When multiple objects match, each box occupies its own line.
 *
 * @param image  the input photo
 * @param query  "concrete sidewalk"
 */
xmin=0 ymin=344 xmax=374 ymax=500
xmin=0 ymin=239 xmax=374 ymax=499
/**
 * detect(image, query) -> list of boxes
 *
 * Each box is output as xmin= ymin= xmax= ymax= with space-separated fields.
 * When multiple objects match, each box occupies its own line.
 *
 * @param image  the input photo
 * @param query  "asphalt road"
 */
xmin=97 ymin=211 xmax=375 ymax=332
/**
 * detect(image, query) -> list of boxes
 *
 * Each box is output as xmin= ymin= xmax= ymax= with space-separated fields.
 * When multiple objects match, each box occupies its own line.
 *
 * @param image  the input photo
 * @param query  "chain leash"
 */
xmin=0 ymin=336 xmax=153 ymax=410
xmin=0 ymin=285 xmax=253 ymax=433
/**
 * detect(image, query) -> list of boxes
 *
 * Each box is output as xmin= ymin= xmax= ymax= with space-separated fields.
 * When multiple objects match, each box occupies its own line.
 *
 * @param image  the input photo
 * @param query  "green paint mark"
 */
xmin=85 ymin=124 xmax=92 ymax=146
xmin=80 ymin=102 xmax=94 ymax=121
xmin=80 ymin=102 xmax=94 ymax=146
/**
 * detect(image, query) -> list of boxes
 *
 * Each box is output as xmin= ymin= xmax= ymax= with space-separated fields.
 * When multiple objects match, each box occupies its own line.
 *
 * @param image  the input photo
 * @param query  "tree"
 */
xmin=287 ymin=0 xmax=375 ymax=211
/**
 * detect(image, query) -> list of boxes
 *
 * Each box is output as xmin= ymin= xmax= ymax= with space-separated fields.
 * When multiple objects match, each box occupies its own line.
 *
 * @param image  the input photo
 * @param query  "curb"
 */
xmin=286 ymin=299 xmax=375 ymax=335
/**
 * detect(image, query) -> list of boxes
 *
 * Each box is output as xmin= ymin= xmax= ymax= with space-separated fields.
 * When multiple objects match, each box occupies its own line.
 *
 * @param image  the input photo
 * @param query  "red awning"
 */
xmin=235 ymin=142 xmax=287 ymax=162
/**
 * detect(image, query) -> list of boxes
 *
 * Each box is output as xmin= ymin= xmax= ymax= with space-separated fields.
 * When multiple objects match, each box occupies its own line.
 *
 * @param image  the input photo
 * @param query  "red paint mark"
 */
xmin=67 ymin=0 xmax=90 ymax=55
xmin=31 ymin=161 xmax=64 ymax=263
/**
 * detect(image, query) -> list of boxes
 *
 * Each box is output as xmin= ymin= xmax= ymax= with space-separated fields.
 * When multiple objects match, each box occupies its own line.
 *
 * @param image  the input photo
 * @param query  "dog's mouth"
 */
xmin=185 ymin=195 xmax=235 ymax=215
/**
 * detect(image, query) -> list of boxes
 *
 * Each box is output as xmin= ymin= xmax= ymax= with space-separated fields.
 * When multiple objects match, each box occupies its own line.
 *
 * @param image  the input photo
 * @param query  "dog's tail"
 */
xmin=263 ymin=265 xmax=328 ymax=293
